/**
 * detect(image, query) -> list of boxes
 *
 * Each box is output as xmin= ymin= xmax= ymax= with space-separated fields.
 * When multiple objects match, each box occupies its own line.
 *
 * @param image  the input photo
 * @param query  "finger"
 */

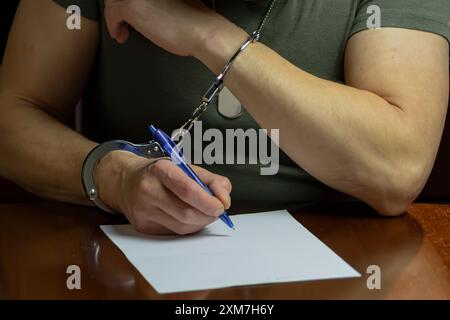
xmin=115 ymin=22 xmax=130 ymax=43
xmin=104 ymin=0 xmax=130 ymax=42
xmin=149 ymin=160 xmax=225 ymax=217
xmin=146 ymin=207 xmax=204 ymax=235
xmin=155 ymin=185 xmax=218 ymax=226
xmin=134 ymin=219 xmax=174 ymax=236
xmin=104 ymin=1 xmax=121 ymax=38
xmin=192 ymin=166 xmax=232 ymax=209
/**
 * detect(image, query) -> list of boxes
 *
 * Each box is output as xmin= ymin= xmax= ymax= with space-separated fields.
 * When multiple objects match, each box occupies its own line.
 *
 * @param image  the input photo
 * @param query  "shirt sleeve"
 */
xmin=52 ymin=0 xmax=100 ymax=21
xmin=351 ymin=0 xmax=450 ymax=43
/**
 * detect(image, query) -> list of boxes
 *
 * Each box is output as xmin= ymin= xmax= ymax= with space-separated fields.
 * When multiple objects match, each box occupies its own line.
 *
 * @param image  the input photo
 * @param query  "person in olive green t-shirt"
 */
xmin=0 ymin=0 xmax=448 ymax=235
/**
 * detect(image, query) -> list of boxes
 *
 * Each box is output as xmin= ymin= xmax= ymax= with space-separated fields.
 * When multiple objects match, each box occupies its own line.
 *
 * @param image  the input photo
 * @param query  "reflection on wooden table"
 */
xmin=0 ymin=201 xmax=449 ymax=299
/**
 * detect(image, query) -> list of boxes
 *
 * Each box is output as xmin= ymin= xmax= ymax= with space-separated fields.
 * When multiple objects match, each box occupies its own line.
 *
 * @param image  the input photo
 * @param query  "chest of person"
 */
xmin=85 ymin=0 xmax=359 ymax=142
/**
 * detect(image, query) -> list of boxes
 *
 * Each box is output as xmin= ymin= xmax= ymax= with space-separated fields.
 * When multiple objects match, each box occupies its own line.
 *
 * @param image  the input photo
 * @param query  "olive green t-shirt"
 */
xmin=53 ymin=0 xmax=450 ymax=209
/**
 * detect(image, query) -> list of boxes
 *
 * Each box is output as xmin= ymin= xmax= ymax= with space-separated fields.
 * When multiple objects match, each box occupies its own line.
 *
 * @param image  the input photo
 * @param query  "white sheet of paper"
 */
xmin=101 ymin=210 xmax=360 ymax=294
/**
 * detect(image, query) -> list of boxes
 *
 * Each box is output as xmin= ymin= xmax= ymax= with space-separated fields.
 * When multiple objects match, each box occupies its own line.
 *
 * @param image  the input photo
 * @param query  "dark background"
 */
xmin=0 ymin=0 xmax=449 ymax=202
xmin=0 ymin=1 xmax=19 ymax=62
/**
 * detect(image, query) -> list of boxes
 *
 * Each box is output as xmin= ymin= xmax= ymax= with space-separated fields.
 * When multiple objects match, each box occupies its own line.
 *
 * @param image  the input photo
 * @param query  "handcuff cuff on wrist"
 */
xmin=82 ymin=31 xmax=261 ymax=213
xmin=81 ymin=140 xmax=166 ymax=213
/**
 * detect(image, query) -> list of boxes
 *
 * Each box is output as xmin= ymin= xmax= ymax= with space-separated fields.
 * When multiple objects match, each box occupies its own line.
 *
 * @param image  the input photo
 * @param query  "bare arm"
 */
xmin=0 ymin=0 xmax=231 ymax=236
xmin=197 ymin=27 xmax=449 ymax=216
xmin=103 ymin=0 xmax=449 ymax=215
xmin=0 ymin=0 xmax=99 ymax=204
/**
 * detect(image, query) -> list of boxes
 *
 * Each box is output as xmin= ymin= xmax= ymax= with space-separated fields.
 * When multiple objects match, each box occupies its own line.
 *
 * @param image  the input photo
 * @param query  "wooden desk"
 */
xmin=0 ymin=201 xmax=449 ymax=299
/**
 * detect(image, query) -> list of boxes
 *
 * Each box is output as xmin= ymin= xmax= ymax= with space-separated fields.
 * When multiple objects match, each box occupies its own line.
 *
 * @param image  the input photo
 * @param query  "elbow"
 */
xmin=367 ymin=159 xmax=430 ymax=217
xmin=373 ymin=196 xmax=413 ymax=217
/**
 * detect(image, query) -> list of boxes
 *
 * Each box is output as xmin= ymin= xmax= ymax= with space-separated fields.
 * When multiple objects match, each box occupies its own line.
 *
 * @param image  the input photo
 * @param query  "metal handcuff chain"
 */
xmin=171 ymin=0 xmax=277 ymax=147
xmin=81 ymin=1 xmax=277 ymax=213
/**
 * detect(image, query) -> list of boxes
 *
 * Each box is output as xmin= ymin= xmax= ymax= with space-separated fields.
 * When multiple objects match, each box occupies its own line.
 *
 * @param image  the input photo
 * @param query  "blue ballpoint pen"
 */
xmin=148 ymin=125 xmax=235 ymax=230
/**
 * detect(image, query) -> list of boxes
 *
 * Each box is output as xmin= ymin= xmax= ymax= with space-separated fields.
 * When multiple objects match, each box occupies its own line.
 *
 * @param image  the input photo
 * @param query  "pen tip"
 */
xmin=232 ymin=227 xmax=237 ymax=231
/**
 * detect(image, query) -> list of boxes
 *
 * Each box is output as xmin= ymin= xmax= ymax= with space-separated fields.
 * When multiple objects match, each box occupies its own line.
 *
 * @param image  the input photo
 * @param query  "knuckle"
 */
xmin=136 ymin=179 xmax=154 ymax=198
xmin=179 ymin=207 xmax=197 ymax=224
xmin=147 ymin=160 xmax=165 ymax=177
xmin=137 ymin=179 xmax=148 ymax=193
xmin=178 ymin=182 xmax=195 ymax=199
xmin=221 ymin=177 xmax=232 ymax=190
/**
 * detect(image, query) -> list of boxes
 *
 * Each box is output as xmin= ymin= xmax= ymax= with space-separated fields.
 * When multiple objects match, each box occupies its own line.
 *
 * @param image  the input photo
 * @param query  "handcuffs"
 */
xmin=82 ymin=31 xmax=261 ymax=212
xmin=82 ymin=140 xmax=165 ymax=213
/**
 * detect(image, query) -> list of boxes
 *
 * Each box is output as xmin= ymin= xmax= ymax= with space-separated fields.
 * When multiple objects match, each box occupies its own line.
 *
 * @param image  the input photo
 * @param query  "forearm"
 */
xmin=0 ymin=96 xmax=97 ymax=205
xmin=195 ymin=24 xmax=430 ymax=214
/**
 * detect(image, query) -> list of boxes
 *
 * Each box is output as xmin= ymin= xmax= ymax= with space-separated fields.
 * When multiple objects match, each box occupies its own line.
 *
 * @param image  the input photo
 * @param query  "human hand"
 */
xmin=104 ymin=0 xmax=219 ymax=56
xmin=104 ymin=0 xmax=248 ymax=71
xmin=95 ymin=150 xmax=232 ymax=235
